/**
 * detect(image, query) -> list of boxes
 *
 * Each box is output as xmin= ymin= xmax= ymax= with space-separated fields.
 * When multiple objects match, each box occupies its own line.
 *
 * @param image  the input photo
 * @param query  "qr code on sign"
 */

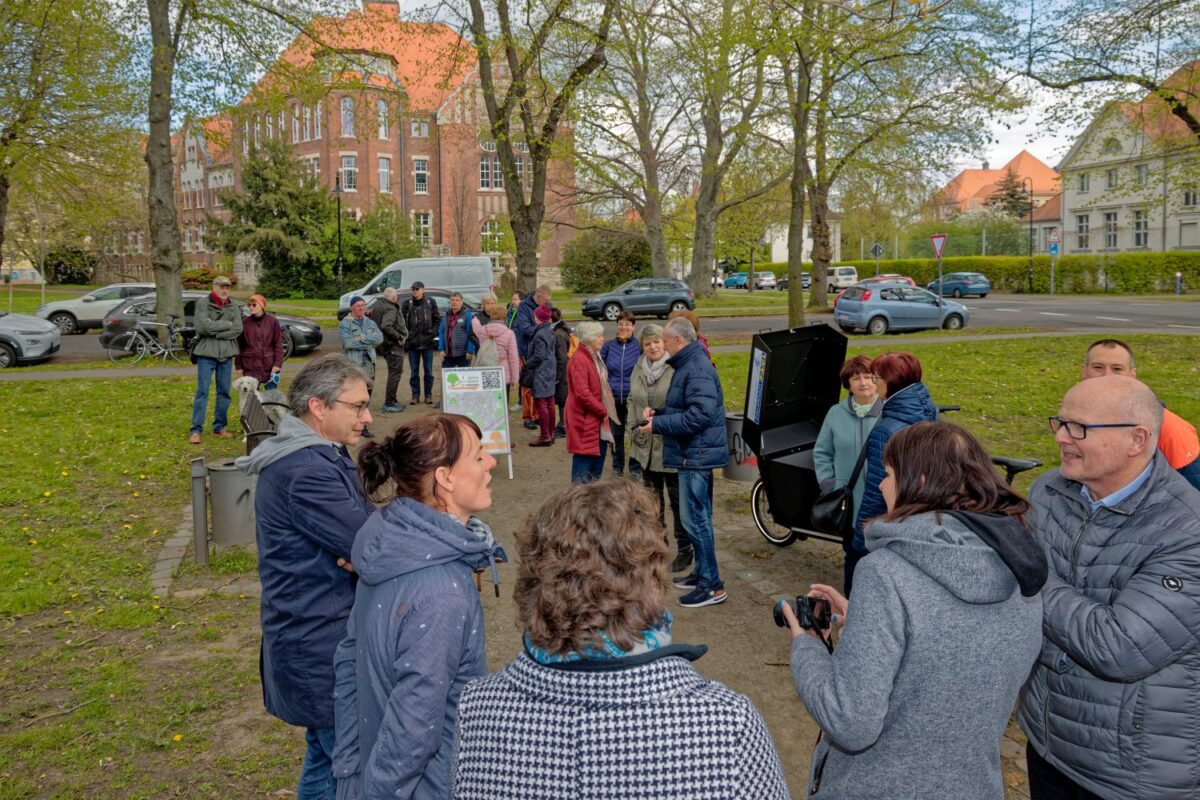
xmin=481 ymin=371 xmax=502 ymax=390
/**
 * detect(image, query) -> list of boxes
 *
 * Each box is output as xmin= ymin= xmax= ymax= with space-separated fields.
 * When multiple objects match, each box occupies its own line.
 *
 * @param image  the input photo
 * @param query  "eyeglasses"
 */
xmin=1049 ymin=416 xmax=1137 ymax=440
xmin=247 ymin=302 xmax=259 ymax=308
xmin=333 ymin=399 xmax=371 ymax=416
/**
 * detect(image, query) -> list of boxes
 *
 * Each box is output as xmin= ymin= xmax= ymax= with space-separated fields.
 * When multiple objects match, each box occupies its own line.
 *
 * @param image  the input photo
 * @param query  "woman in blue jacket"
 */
xmin=599 ymin=310 xmax=641 ymax=476
xmin=332 ymin=414 xmax=505 ymax=800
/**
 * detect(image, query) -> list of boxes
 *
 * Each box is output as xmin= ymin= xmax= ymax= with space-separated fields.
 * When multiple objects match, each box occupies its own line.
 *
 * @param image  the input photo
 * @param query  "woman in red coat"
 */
xmin=235 ymin=293 xmax=284 ymax=386
xmin=566 ymin=321 xmax=617 ymax=484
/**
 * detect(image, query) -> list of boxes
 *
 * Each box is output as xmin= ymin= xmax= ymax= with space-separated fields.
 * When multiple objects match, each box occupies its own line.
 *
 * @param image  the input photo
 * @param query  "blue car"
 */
xmin=834 ymin=282 xmax=970 ymax=335
xmin=928 ymin=272 xmax=990 ymax=298
xmin=723 ymin=272 xmax=749 ymax=289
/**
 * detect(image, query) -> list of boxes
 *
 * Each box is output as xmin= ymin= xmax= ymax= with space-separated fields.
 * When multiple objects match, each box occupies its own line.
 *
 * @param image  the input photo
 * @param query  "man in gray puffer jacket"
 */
xmin=1019 ymin=375 xmax=1200 ymax=800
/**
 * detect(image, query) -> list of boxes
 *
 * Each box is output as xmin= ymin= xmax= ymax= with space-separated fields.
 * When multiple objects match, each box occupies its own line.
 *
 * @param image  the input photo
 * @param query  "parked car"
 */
xmin=99 ymin=292 xmax=323 ymax=358
xmin=832 ymin=273 xmax=917 ymax=307
xmin=723 ymin=272 xmax=749 ymax=289
xmin=826 ymin=266 xmax=860 ymax=288
xmin=0 ymin=311 xmax=61 ymax=368
xmin=929 ymin=272 xmax=991 ymax=298
xmin=776 ymin=273 xmax=811 ymax=291
xmin=36 ymin=282 xmax=155 ymax=334
xmin=751 ymin=273 xmax=777 ymax=289
xmin=337 ymin=256 xmax=494 ymax=318
xmin=581 ymin=278 xmax=695 ymax=321
xmin=833 ymin=282 xmax=970 ymax=335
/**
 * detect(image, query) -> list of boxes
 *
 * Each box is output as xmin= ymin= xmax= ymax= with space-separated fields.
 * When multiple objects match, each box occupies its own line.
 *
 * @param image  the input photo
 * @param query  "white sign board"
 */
xmin=930 ymin=233 xmax=948 ymax=260
xmin=747 ymin=347 xmax=767 ymax=424
xmin=440 ymin=367 xmax=512 ymax=457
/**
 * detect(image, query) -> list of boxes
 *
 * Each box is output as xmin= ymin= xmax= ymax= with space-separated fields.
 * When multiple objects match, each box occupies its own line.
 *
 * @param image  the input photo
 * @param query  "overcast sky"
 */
xmin=959 ymin=90 xmax=1083 ymax=173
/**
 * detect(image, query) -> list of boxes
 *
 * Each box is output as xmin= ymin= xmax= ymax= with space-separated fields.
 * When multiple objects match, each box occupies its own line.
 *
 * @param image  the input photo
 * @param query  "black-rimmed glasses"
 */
xmin=333 ymin=399 xmax=371 ymax=416
xmin=1049 ymin=416 xmax=1137 ymax=440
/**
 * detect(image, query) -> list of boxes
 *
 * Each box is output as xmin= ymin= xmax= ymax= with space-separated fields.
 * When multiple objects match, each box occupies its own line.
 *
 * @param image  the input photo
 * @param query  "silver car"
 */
xmin=36 ymin=283 xmax=155 ymax=334
xmin=0 ymin=312 xmax=61 ymax=368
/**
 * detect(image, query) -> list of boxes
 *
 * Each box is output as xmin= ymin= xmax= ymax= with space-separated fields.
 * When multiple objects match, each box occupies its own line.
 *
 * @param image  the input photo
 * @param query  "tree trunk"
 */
xmin=809 ymin=183 xmax=832 ymax=306
xmin=145 ymin=0 xmax=183 ymax=325
xmin=806 ymin=44 xmax=831 ymax=310
xmin=687 ymin=166 xmax=721 ymax=295
xmin=643 ymin=201 xmax=671 ymax=278
xmin=510 ymin=203 xmax=543 ymax=294
xmin=781 ymin=34 xmax=812 ymax=328
xmin=0 ymin=172 xmax=9 ymax=276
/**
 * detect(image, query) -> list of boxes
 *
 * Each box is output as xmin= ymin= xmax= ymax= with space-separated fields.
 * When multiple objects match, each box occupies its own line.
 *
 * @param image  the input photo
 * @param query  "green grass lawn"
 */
xmin=3 ymin=286 xmax=92 ymax=316
xmin=716 ymin=333 xmax=1200 ymax=494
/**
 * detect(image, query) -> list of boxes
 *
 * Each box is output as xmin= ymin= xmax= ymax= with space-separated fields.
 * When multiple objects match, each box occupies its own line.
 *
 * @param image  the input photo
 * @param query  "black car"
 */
xmin=776 ymin=273 xmax=811 ymax=291
xmin=581 ymin=278 xmax=695 ymax=321
xmin=99 ymin=291 xmax=323 ymax=358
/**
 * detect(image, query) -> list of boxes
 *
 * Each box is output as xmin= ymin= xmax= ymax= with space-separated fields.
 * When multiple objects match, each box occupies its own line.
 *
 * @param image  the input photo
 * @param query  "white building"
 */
xmin=765 ymin=213 xmax=842 ymax=264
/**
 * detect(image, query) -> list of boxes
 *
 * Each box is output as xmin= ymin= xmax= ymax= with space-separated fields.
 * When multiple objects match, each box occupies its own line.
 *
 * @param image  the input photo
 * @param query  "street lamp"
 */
xmin=333 ymin=174 xmax=345 ymax=296
xmin=1021 ymin=177 xmax=1034 ymax=293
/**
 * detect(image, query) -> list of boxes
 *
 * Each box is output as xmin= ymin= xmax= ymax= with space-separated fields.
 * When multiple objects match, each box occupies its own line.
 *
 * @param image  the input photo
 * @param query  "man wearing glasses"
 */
xmin=1018 ymin=375 xmax=1200 ymax=800
xmin=236 ymin=354 xmax=375 ymax=800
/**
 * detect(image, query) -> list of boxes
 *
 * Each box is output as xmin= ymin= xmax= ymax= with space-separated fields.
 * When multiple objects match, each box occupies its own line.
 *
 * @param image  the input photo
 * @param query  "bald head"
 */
xmin=1064 ymin=376 xmax=1162 ymax=439
xmin=1057 ymin=376 xmax=1161 ymax=498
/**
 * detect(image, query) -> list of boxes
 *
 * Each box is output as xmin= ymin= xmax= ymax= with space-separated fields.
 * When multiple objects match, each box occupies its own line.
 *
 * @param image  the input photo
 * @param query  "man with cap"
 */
xmin=189 ymin=274 xmax=243 ymax=444
xmin=338 ymin=296 xmax=383 ymax=438
xmin=236 ymin=293 xmax=284 ymax=388
xmin=401 ymin=281 xmax=441 ymax=405
xmin=373 ymin=287 xmax=409 ymax=413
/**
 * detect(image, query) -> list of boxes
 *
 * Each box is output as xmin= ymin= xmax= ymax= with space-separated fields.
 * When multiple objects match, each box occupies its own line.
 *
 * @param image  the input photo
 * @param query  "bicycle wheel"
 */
xmin=161 ymin=329 xmax=188 ymax=363
xmin=106 ymin=331 xmax=148 ymax=364
xmin=751 ymin=478 xmax=798 ymax=547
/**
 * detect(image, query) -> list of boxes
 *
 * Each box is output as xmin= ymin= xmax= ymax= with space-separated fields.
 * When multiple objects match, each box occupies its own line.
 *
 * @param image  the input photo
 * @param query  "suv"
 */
xmin=0 ymin=311 xmax=61 ymax=368
xmin=36 ymin=283 xmax=155 ymax=334
xmin=581 ymin=278 xmax=695 ymax=321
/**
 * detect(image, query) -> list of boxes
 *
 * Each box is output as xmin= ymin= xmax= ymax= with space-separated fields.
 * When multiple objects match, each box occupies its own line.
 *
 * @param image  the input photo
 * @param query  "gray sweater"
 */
xmin=791 ymin=513 xmax=1042 ymax=799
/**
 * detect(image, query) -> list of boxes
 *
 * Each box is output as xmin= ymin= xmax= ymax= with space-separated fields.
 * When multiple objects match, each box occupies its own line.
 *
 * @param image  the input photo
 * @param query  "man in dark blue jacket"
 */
xmin=514 ymin=284 xmax=551 ymax=430
xmin=639 ymin=316 xmax=729 ymax=609
xmin=235 ymin=353 xmax=375 ymax=800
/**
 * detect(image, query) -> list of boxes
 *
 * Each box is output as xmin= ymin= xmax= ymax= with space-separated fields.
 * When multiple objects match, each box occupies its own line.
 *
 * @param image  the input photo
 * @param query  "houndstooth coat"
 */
xmin=451 ymin=645 xmax=790 ymax=799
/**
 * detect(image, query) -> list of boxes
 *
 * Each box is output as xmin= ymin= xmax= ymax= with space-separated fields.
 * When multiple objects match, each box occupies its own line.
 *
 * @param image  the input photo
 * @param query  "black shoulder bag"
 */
xmin=810 ymin=442 xmax=870 ymax=538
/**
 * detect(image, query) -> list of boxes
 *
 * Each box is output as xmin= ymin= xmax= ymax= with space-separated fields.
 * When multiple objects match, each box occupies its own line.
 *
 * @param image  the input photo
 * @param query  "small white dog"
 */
xmin=233 ymin=376 xmax=290 ymax=438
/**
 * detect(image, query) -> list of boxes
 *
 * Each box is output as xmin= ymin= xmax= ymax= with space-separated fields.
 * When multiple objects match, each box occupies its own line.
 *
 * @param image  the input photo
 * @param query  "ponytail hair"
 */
xmin=357 ymin=413 xmax=483 ymax=507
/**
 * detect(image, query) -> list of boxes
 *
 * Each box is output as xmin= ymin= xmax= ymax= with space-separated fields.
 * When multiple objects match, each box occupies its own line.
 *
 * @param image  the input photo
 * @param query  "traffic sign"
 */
xmin=870 ymin=243 xmax=885 ymax=259
xmin=1047 ymin=229 xmax=1060 ymax=245
xmin=1049 ymin=242 xmax=1059 ymax=256
xmin=930 ymin=233 xmax=948 ymax=260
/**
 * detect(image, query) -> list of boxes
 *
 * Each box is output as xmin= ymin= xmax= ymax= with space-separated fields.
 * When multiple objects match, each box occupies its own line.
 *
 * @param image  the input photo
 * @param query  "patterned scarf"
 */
xmin=641 ymin=353 xmax=670 ymax=386
xmin=525 ymin=611 xmax=674 ymax=664
xmin=588 ymin=346 xmax=619 ymax=442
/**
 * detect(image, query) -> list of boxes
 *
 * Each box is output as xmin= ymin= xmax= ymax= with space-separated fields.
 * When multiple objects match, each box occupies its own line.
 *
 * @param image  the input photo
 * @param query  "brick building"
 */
xmin=174 ymin=0 xmax=576 ymax=287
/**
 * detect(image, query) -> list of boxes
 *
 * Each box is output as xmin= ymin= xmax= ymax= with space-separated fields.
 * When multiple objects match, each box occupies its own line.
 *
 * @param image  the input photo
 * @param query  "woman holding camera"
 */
xmin=782 ymin=421 xmax=1045 ymax=800
xmin=452 ymin=480 xmax=789 ymax=799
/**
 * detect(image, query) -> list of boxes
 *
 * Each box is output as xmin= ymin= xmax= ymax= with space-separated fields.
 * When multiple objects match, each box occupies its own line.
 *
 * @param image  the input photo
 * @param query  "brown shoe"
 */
xmin=188 ymin=433 xmax=202 ymax=445
xmin=424 ymin=397 xmax=435 ymax=405
xmin=528 ymin=437 xmax=554 ymax=447
xmin=213 ymin=430 xmax=234 ymax=439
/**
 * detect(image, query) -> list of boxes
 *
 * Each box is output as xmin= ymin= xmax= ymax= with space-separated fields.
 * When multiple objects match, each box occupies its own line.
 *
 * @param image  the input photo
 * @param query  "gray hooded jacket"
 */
xmin=791 ymin=512 xmax=1043 ymax=799
xmin=1018 ymin=453 xmax=1200 ymax=800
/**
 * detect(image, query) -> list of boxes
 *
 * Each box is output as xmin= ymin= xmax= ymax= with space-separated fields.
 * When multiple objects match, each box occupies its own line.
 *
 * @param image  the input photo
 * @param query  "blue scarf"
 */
xmin=525 ymin=611 xmax=673 ymax=664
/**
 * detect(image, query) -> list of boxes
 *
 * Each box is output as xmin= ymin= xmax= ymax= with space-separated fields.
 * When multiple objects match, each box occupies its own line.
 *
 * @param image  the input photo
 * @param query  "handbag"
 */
xmin=810 ymin=441 xmax=870 ymax=537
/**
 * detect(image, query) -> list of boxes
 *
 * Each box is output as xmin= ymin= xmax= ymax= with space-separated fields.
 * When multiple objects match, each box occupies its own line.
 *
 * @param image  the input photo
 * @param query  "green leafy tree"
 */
xmin=987 ymin=167 xmax=1033 ymax=218
xmin=327 ymin=198 xmax=421 ymax=290
xmin=560 ymin=229 xmax=651 ymax=292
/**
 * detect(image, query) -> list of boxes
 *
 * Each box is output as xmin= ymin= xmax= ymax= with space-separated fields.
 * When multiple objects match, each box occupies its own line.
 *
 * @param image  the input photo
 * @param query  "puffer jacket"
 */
xmin=524 ymin=323 xmax=557 ymax=399
xmin=813 ymin=396 xmax=882 ymax=518
xmin=854 ymin=382 xmax=938 ymax=550
xmin=652 ymin=340 xmax=728 ymax=471
xmin=332 ymin=497 xmax=505 ymax=800
xmin=626 ymin=355 xmax=675 ymax=474
xmin=552 ymin=321 xmax=571 ymax=404
xmin=566 ymin=347 xmax=609 ymax=457
xmin=1018 ymin=453 xmax=1200 ymax=800
xmin=600 ymin=336 xmax=641 ymax=404
xmin=514 ymin=293 xmax=540 ymax=359
xmin=472 ymin=317 xmax=519 ymax=387
xmin=192 ymin=292 xmax=242 ymax=359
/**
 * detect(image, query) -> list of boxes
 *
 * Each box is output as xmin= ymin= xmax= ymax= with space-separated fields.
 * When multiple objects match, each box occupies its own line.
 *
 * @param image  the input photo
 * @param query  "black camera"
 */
xmin=773 ymin=596 xmax=831 ymax=630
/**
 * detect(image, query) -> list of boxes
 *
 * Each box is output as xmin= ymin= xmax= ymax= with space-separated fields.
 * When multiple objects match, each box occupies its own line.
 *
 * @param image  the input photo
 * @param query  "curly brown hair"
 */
xmin=515 ymin=480 xmax=669 ymax=655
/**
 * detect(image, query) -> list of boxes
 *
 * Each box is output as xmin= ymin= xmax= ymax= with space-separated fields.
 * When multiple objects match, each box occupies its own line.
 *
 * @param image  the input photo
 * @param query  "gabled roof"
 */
xmin=936 ymin=150 xmax=1060 ymax=212
xmin=1116 ymin=60 xmax=1200 ymax=145
xmin=1022 ymin=192 xmax=1061 ymax=223
xmin=200 ymin=115 xmax=233 ymax=165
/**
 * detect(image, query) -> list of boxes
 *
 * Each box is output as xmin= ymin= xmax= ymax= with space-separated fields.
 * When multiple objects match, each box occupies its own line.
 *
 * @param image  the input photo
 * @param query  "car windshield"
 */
xmin=966 ymin=273 xmax=986 ymax=280
xmin=614 ymin=280 xmax=637 ymax=291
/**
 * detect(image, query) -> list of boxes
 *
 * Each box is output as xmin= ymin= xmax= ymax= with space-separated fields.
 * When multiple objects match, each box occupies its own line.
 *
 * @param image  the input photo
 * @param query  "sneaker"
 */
xmin=553 ymin=426 xmax=566 ymax=439
xmin=678 ymin=587 xmax=728 ymax=608
xmin=380 ymin=402 xmax=405 ymax=413
xmin=670 ymin=550 xmax=694 ymax=573
xmin=510 ymin=403 xmax=523 ymax=411
xmin=671 ymin=574 xmax=699 ymax=591
xmin=523 ymin=420 xmax=539 ymax=430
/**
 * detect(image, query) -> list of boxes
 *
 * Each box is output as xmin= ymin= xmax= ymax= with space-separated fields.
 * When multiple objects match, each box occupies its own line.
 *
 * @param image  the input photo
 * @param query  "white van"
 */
xmin=338 ymin=256 xmax=495 ymax=316
xmin=827 ymin=266 xmax=859 ymax=289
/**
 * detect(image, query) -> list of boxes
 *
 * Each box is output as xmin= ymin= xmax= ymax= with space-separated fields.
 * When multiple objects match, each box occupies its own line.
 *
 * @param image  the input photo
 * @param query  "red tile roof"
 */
xmin=1117 ymin=60 xmax=1200 ymax=146
xmin=1022 ymin=192 xmax=1061 ymax=223
xmin=936 ymin=150 xmax=1060 ymax=213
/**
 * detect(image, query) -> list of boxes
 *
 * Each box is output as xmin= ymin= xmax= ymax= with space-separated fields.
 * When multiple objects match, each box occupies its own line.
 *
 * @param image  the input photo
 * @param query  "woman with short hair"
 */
xmin=600 ymin=309 xmax=641 ymax=476
xmin=783 ymin=421 xmax=1045 ymax=800
xmin=452 ymin=480 xmax=789 ymax=800
xmin=332 ymin=414 xmax=506 ymax=800
xmin=566 ymin=321 xmax=617 ymax=484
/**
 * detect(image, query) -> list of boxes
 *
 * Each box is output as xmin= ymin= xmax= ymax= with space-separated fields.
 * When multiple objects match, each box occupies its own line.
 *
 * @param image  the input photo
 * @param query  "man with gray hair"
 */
xmin=1019 ymin=375 xmax=1200 ymax=799
xmin=373 ymin=287 xmax=409 ymax=414
xmin=639 ymin=316 xmax=730 ymax=608
xmin=236 ymin=353 xmax=375 ymax=800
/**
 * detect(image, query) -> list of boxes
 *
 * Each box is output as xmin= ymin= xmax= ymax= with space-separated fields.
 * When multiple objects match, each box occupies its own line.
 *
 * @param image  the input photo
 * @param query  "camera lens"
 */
xmin=772 ymin=599 xmax=791 ymax=628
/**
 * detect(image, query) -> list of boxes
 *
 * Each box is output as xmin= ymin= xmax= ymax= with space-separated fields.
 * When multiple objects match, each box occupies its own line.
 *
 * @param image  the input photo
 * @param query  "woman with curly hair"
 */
xmin=451 ymin=480 xmax=789 ymax=800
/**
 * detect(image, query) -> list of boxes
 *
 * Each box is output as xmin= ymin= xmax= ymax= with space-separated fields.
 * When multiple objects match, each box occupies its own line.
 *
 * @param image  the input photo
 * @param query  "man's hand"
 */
xmin=336 ymin=558 xmax=355 ymax=574
xmin=638 ymin=417 xmax=653 ymax=433
xmin=642 ymin=407 xmax=655 ymax=422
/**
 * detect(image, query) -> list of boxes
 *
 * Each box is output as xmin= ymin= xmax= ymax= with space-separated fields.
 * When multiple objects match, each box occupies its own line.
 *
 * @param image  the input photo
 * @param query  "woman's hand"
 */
xmin=807 ymin=583 xmax=848 ymax=627
xmin=778 ymin=600 xmax=806 ymax=641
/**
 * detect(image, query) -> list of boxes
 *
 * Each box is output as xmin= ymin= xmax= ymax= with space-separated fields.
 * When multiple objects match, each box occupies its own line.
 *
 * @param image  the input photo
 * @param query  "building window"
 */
xmin=481 ymin=218 xmax=502 ymax=252
xmin=266 ymin=112 xmax=275 ymax=140
xmin=186 ymin=142 xmax=196 ymax=162
xmin=1076 ymin=214 xmax=1090 ymax=249
xmin=410 ymin=119 xmax=429 ymax=138
xmin=313 ymin=101 xmax=322 ymax=139
xmin=1185 ymin=185 xmax=1199 ymax=208
xmin=1134 ymin=210 xmax=1149 ymax=247
xmin=378 ymin=100 xmax=389 ymax=139
xmin=341 ymin=155 xmax=357 ymax=191
xmin=1135 ymin=164 xmax=1149 ymax=186
xmin=253 ymin=117 xmax=261 ymax=145
xmin=302 ymin=106 xmax=311 ymax=141
xmin=242 ymin=120 xmax=249 ymax=154
xmin=198 ymin=224 xmax=206 ymax=252
xmin=292 ymin=105 xmax=300 ymax=142
xmin=514 ymin=155 xmax=533 ymax=187
xmin=479 ymin=155 xmax=491 ymax=189
xmin=413 ymin=212 xmax=431 ymax=246
xmin=379 ymin=157 xmax=391 ymax=192
xmin=341 ymin=97 xmax=354 ymax=138
xmin=1105 ymin=169 xmax=1118 ymax=190
xmin=492 ymin=157 xmax=503 ymax=189
xmin=301 ymin=156 xmax=320 ymax=183
xmin=1103 ymin=211 xmax=1118 ymax=248
xmin=514 ymin=140 xmax=529 ymax=153
xmin=1077 ymin=172 xmax=1090 ymax=193
xmin=480 ymin=138 xmax=497 ymax=152
xmin=413 ymin=158 xmax=428 ymax=194
xmin=278 ymin=111 xmax=285 ymax=139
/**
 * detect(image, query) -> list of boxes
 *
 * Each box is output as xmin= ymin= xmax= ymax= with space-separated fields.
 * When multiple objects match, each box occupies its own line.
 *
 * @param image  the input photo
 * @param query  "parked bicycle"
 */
xmin=105 ymin=315 xmax=194 ymax=364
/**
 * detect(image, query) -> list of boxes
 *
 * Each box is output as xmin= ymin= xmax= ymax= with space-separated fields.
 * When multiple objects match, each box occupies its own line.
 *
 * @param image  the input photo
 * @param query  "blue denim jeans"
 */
xmin=408 ymin=347 xmax=435 ymax=399
xmin=296 ymin=726 xmax=337 ymax=800
xmin=190 ymin=356 xmax=232 ymax=435
xmin=571 ymin=440 xmax=609 ymax=484
xmin=677 ymin=468 xmax=722 ymax=591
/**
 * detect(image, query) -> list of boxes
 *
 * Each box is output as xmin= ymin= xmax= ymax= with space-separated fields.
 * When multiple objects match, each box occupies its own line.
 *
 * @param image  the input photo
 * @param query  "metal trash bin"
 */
xmin=724 ymin=413 xmax=759 ymax=482
xmin=207 ymin=459 xmax=257 ymax=546
xmin=741 ymin=324 xmax=847 ymax=542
